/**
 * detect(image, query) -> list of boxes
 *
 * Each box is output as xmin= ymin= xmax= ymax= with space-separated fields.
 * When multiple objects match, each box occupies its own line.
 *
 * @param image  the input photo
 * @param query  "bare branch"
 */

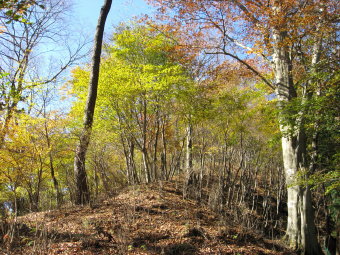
xmin=205 ymin=49 xmax=274 ymax=90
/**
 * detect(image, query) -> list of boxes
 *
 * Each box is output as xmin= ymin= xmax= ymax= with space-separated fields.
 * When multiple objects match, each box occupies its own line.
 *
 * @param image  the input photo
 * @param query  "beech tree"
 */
xmin=149 ymin=0 xmax=339 ymax=253
xmin=73 ymin=0 xmax=112 ymax=205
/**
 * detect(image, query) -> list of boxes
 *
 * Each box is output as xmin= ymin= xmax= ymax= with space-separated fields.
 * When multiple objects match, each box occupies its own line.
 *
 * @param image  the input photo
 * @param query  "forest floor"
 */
xmin=0 ymin=182 xmax=296 ymax=255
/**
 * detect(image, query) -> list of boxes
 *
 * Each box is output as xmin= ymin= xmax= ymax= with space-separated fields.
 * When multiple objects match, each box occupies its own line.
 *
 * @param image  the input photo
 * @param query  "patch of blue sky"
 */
xmin=37 ymin=0 xmax=156 ymax=114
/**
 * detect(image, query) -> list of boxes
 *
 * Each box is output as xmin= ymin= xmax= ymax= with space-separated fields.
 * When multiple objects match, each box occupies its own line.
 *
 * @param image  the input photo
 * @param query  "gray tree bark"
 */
xmin=74 ymin=0 xmax=112 ymax=205
xmin=272 ymin=7 xmax=323 ymax=253
xmin=183 ymin=122 xmax=193 ymax=198
xmin=298 ymin=19 xmax=324 ymax=255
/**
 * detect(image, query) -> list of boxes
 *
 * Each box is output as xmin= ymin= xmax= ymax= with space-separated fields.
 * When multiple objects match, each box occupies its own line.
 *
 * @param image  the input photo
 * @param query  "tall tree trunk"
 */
xmin=128 ymin=138 xmax=139 ymax=184
xmin=121 ymin=135 xmax=132 ymax=184
xmin=152 ymin=110 xmax=160 ymax=180
xmin=272 ymin=20 xmax=300 ymax=247
xmin=122 ymin=135 xmax=138 ymax=184
xmin=299 ymin=23 xmax=324 ymax=255
xmin=44 ymin=120 xmax=62 ymax=207
xmin=141 ymin=98 xmax=151 ymax=183
xmin=161 ymin=116 xmax=168 ymax=180
xmin=295 ymin=129 xmax=322 ymax=254
xmin=142 ymin=148 xmax=151 ymax=183
xmin=273 ymin=23 xmax=322 ymax=254
xmin=49 ymin=152 xmax=61 ymax=206
xmin=183 ymin=122 xmax=193 ymax=198
xmin=186 ymin=123 xmax=193 ymax=174
xmin=0 ymin=52 xmax=29 ymax=148
xmin=74 ymin=0 xmax=112 ymax=205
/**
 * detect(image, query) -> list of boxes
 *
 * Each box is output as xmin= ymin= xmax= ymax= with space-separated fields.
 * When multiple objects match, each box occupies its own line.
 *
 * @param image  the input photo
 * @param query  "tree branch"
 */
xmin=205 ymin=49 xmax=274 ymax=90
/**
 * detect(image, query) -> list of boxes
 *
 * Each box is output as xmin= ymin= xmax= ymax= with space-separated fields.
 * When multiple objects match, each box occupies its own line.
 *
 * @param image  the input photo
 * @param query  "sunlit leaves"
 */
xmin=0 ymin=113 xmax=72 ymax=208
xmin=0 ymin=0 xmax=44 ymax=24
xmin=70 ymin=24 xmax=193 ymax=132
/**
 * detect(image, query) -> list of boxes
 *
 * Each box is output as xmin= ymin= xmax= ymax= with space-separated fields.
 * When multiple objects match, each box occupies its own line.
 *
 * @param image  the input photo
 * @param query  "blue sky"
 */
xmin=73 ymin=0 xmax=154 ymax=35
xmin=47 ymin=0 xmax=156 ymax=112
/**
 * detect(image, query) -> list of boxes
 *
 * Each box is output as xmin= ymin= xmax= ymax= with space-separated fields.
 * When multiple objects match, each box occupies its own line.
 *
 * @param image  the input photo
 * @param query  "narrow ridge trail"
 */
xmin=2 ymin=182 xmax=295 ymax=255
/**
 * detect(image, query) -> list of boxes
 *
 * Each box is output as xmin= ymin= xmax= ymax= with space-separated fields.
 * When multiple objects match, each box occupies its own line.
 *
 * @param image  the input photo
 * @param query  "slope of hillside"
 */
xmin=1 ymin=182 xmax=296 ymax=255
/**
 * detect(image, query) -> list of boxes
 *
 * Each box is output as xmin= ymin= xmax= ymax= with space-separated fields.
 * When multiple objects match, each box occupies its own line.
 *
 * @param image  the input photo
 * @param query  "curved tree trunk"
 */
xmin=74 ymin=0 xmax=112 ymax=205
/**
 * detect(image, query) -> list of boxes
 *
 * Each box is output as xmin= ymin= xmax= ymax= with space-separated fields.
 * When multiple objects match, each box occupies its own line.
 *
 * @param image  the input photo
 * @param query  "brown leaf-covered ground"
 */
xmin=0 ymin=182 xmax=296 ymax=254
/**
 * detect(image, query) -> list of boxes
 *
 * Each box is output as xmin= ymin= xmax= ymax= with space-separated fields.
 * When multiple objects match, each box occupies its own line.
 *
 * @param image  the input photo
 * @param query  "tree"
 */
xmin=0 ymin=0 xmax=84 ymax=148
xmin=149 ymin=0 xmax=338 ymax=253
xmin=71 ymin=23 xmax=194 ymax=187
xmin=0 ymin=0 xmax=44 ymax=23
xmin=0 ymin=108 xmax=74 ymax=213
xmin=73 ymin=0 xmax=112 ymax=205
